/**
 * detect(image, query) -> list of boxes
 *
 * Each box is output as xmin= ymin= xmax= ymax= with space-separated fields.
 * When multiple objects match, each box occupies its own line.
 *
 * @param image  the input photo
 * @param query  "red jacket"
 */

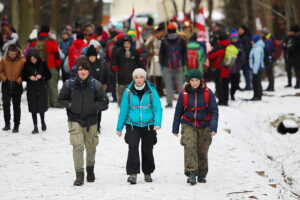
xmin=32 ymin=33 xmax=61 ymax=69
xmin=208 ymin=40 xmax=231 ymax=78
xmin=68 ymin=39 xmax=88 ymax=70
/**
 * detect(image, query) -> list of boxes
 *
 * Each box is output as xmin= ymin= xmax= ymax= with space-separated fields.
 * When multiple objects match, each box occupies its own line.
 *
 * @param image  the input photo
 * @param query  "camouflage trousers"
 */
xmin=180 ymin=124 xmax=212 ymax=177
xmin=68 ymin=122 xmax=99 ymax=172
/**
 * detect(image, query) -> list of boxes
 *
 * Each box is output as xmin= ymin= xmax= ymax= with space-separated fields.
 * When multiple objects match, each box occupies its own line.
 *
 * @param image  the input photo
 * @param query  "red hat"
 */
xmin=167 ymin=23 xmax=177 ymax=30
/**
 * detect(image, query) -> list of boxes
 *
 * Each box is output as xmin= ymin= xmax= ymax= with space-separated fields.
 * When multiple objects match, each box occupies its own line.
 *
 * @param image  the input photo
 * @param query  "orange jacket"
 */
xmin=0 ymin=50 xmax=25 ymax=84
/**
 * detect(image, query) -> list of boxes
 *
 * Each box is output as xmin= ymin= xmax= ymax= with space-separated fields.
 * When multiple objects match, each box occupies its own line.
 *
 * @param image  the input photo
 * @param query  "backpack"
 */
xmin=187 ymin=49 xmax=199 ymax=70
xmin=69 ymin=76 xmax=97 ymax=94
xmin=182 ymin=87 xmax=211 ymax=126
xmin=35 ymin=39 xmax=47 ymax=61
xmin=222 ymin=44 xmax=239 ymax=68
xmin=164 ymin=39 xmax=181 ymax=69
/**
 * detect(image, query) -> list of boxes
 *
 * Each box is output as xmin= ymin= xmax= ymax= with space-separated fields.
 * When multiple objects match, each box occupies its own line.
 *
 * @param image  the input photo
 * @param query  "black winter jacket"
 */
xmin=57 ymin=76 xmax=109 ymax=127
xmin=112 ymin=47 xmax=143 ymax=85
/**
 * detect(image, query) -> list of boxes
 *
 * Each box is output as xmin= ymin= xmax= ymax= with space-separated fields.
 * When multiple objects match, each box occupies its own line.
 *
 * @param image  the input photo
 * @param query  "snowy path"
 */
xmin=0 ymin=77 xmax=300 ymax=200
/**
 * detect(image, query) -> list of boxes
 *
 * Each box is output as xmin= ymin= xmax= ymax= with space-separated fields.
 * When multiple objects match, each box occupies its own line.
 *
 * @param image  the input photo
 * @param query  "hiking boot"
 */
xmin=144 ymin=174 xmax=153 ymax=182
xmin=127 ymin=174 xmax=137 ymax=184
xmin=41 ymin=122 xmax=47 ymax=131
xmin=285 ymin=84 xmax=292 ymax=88
xmin=295 ymin=85 xmax=300 ymax=89
xmin=2 ymin=125 xmax=10 ymax=131
xmin=86 ymin=166 xmax=95 ymax=182
xmin=197 ymin=176 xmax=206 ymax=183
xmin=73 ymin=171 xmax=84 ymax=186
xmin=12 ymin=125 xmax=19 ymax=133
xmin=187 ymin=172 xmax=197 ymax=185
xmin=32 ymin=125 xmax=39 ymax=134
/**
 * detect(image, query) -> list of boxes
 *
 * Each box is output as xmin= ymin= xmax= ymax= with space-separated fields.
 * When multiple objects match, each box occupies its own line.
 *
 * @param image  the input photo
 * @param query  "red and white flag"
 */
xmin=130 ymin=8 xmax=143 ymax=48
xmin=195 ymin=7 xmax=206 ymax=31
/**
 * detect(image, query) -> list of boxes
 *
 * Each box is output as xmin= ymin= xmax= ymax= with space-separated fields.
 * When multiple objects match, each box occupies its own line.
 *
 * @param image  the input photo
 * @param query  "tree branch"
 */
xmin=254 ymin=0 xmax=287 ymax=20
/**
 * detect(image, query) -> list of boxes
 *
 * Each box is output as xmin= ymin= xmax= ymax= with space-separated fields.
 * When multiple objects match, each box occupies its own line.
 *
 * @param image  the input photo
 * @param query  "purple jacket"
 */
xmin=230 ymin=41 xmax=246 ymax=74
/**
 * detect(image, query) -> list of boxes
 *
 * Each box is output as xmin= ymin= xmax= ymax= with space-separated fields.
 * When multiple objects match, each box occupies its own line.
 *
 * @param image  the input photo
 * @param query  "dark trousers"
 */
xmin=125 ymin=125 xmax=157 ymax=175
xmin=294 ymin=64 xmax=300 ymax=87
xmin=97 ymin=111 xmax=102 ymax=131
xmin=252 ymin=73 xmax=262 ymax=99
xmin=230 ymin=73 xmax=240 ymax=100
xmin=242 ymin=65 xmax=252 ymax=89
xmin=32 ymin=112 xmax=45 ymax=125
xmin=110 ymin=73 xmax=117 ymax=102
xmin=2 ymin=87 xmax=22 ymax=127
xmin=216 ymin=78 xmax=229 ymax=104
xmin=285 ymin=61 xmax=293 ymax=86
xmin=265 ymin=61 xmax=274 ymax=90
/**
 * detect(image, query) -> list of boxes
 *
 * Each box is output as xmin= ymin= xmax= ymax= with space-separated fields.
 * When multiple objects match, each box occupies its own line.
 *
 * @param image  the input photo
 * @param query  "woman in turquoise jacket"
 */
xmin=116 ymin=68 xmax=162 ymax=184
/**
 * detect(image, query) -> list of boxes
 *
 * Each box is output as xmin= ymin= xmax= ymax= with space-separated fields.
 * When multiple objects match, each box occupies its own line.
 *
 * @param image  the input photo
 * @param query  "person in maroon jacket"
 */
xmin=208 ymin=32 xmax=231 ymax=106
xmin=33 ymin=25 xmax=62 ymax=108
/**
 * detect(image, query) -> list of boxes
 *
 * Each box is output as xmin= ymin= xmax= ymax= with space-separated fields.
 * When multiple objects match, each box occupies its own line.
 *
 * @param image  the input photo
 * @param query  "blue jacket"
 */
xmin=249 ymin=39 xmax=265 ymax=74
xmin=172 ymin=84 xmax=219 ymax=134
xmin=116 ymin=81 xmax=162 ymax=131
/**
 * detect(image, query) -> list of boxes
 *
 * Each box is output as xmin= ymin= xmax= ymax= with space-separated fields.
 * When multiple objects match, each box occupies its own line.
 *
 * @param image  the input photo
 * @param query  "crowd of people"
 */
xmin=0 ymin=15 xmax=300 ymax=186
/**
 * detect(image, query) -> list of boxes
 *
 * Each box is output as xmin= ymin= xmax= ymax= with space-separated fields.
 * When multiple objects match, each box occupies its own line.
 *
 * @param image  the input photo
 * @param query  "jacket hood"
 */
xmin=7 ymin=47 xmax=23 ymax=61
xmin=73 ymin=39 xmax=87 ymax=49
xmin=218 ymin=39 xmax=231 ymax=47
xmin=253 ymin=39 xmax=265 ymax=49
xmin=166 ymin=33 xmax=180 ymax=41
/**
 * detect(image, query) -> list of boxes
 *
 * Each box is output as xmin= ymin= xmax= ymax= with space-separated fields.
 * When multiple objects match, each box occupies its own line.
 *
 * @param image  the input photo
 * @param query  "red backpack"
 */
xmin=187 ymin=49 xmax=199 ymax=70
xmin=182 ymin=87 xmax=211 ymax=127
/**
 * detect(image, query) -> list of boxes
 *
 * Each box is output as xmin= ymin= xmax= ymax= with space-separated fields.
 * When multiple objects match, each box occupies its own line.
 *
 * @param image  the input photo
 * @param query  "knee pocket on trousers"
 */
xmin=70 ymin=131 xmax=84 ymax=146
xmin=93 ymin=133 xmax=99 ymax=147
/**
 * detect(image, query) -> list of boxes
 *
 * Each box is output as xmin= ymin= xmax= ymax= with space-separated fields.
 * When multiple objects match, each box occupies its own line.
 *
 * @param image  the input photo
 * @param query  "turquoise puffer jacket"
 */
xmin=116 ymin=81 xmax=162 ymax=131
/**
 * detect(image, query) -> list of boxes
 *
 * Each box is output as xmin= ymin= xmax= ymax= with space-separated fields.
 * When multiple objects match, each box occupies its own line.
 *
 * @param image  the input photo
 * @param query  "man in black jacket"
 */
xmin=111 ymin=35 xmax=143 ymax=106
xmin=87 ymin=46 xmax=111 ymax=132
xmin=283 ymin=25 xmax=300 ymax=88
xmin=57 ymin=57 xmax=109 ymax=186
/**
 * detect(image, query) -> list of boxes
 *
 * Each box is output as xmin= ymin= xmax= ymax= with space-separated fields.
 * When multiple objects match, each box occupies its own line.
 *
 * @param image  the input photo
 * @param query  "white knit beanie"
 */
xmin=132 ymin=68 xmax=147 ymax=79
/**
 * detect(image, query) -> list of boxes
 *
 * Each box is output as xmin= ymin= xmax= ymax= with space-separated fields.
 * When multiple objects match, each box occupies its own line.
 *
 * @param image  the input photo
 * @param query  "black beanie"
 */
xmin=76 ymin=32 xmax=85 ymax=40
xmin=40 ymin=25 xmax=50 ymax=33
xmin=76 ymin=56 xmax=90 ymax=71
xmin=86 ymin=46 xmax=98 ymax=57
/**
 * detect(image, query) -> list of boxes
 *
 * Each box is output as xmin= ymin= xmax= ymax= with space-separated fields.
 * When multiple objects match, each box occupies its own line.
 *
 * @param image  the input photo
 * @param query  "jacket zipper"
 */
xmin=193 ymin=92 xmax=197 ymax=126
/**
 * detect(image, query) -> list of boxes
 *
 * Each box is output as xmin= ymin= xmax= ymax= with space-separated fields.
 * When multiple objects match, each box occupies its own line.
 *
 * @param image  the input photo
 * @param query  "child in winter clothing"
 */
xmin=22 ymin=48 xmax=52 ymax=133
xmin=172 ymin=69 xmax=218 ymax=185
xmin=116 ymin=68 xmax=162 ymax=184
xmin=249 ymin=35 xmax=265 ymax=100
xmin=229 ymin=29 xmax=246 ymax=100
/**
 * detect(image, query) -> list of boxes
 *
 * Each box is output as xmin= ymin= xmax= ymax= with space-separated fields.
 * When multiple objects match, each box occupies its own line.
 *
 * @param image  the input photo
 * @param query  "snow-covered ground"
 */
xmin=0 ymin=76 xmax=300 ymax=200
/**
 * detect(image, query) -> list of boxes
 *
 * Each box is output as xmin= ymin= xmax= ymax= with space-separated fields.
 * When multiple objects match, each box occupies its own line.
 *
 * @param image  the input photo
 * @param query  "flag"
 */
xmin=130 ymin=8 xmax=143 ymax=48
xmin=195 ymin=7 xmax=206 ymax=31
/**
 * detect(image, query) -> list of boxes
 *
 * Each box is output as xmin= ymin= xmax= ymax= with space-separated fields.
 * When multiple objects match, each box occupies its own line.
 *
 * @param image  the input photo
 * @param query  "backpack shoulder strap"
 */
xmin=69 ymin=77 xmax=75 ymax=91
xmin=182 ymin=90 xmax=188 ymax=109
xmin=204 ymin=87 xmax=210 ymax=106
xmin=127 ymin=89 xmax=132 ymax=105
xmin=89 ymin=77 xmax=96 ymax=94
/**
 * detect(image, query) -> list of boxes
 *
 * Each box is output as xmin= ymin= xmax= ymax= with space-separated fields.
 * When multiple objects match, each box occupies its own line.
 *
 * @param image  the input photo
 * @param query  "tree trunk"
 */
xmin=93 ymin=0 xmax=103 ymax=26
xmin=207 ymin=0 xmax=213 ymax=26
xmin=172 ymin=0 xmax=178 ymax=17
xmin=19 ymin=0 xmax=34 ymax=48
xmin=50 ymin=0 xmax=58 ymax=31
xmin=34 ymin=0 xmax=42 ymax=25
xmin=11 ymin=0 xmax=19 ymax=32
